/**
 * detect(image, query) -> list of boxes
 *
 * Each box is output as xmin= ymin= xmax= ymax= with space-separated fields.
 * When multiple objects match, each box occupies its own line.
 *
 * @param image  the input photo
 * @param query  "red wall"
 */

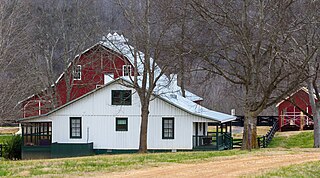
xmin=22 ymin=44 xmax=134 ymax=118
xmin=277 ymin=89 xmax=314 ymax=130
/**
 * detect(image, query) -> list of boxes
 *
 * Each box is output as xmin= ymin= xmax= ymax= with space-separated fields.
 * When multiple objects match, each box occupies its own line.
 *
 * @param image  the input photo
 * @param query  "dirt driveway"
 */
xmin=97 ymin=149 xmax=320 ymax=178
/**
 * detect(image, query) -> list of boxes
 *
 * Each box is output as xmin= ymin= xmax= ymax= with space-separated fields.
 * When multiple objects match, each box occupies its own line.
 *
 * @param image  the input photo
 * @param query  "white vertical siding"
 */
xmin=27 ymin=82 xmax=215 ymax=150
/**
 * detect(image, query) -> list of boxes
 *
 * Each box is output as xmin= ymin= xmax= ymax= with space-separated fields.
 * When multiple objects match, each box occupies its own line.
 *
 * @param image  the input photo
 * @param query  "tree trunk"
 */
xmin=314 ymin=104 xmax=320 ymax=148
xmin=242 ymin=111 xmax=258 ymax=150
xmin=307 ymin=81 xmax=320 ymax=148
xmin=139 ymin=104 xmax=150 ymax=153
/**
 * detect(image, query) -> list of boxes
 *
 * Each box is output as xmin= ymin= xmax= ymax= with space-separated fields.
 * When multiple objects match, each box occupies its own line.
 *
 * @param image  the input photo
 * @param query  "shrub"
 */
xmin=2 ymin=135 xmax=22 ymax=160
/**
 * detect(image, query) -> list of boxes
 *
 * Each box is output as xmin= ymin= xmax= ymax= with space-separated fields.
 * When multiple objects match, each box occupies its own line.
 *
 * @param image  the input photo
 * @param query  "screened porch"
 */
xmin=192 ymin=121 xmax=233 ymax=150
xmin=22 ymin=122 xmax=52 ymax=146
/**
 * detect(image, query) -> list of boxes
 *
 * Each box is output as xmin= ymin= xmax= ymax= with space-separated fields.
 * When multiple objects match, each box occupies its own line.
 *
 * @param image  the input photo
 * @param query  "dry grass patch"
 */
xmin=0 ymin=127 xmax=19 ymax=134
xmin=232 ymin=126 xmax=271 ymax=138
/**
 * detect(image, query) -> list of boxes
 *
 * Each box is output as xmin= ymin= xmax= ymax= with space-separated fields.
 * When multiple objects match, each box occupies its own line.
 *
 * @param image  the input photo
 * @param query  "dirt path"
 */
xmin=97 ymin=150 xmax=320 ymax=178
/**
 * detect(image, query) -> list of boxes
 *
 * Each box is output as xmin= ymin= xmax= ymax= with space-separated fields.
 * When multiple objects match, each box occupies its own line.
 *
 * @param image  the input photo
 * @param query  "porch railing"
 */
xmin=193 ymin=135 xmax=214 ymax=147
xmin=193 ymin=132 xmax=233 ymax=150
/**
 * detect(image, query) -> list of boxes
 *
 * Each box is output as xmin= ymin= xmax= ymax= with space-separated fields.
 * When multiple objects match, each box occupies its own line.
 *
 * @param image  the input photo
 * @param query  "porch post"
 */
xmin=216 ymin=124 xmax=219 ymax=150
xmin=195 ymin=122 xmax=198 ymax=146
xmin=230 ymin=121 xmax=232 ymax=135
xmin=22 ymin=124 xmax=24 ymax=146
xmin=221 ymin=123 xmax=224 ymax=146
xmin=203 ymin=123 xmax=206 ymax=136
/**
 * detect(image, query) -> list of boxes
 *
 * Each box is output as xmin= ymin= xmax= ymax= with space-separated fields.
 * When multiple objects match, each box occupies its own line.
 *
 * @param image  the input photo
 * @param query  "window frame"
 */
xmin=122 ymin=65 xmax=131 ymax=76
xmin=116 ymin=117 xmax=128 ymax=131
xmin=162 ymin=117 xmax=174 ymax=139
xmin=111 ymin=90 xmax=132 ymax=105
xmin=73 ymin=65 xmax=82 ymax=80
xmin=70 ymin=117 xmax=82 ymax=139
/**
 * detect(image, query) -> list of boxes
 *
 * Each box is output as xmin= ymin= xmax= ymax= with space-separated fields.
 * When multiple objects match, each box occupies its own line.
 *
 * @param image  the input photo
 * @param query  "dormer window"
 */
xmin=73 ymin=65 xmax=81 ymax=80
xmin=123 ymin=65 xmax=131 ymax=76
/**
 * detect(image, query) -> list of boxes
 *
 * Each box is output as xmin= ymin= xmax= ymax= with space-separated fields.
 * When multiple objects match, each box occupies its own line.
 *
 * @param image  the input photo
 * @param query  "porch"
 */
xmin=21 ymin=122 xmax=52 ymax=159
xmin=192 ymin=121 xmax=233 ymax=150
xmin=22 ymin=122 xmax=52 ymax=146
xmin=21 ymin=122 xmax=94 ymax=159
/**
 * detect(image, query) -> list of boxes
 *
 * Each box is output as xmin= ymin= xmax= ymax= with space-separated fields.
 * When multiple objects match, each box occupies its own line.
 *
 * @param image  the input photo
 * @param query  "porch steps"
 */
xmin=258 ymin=120 xmax=279 ymax=148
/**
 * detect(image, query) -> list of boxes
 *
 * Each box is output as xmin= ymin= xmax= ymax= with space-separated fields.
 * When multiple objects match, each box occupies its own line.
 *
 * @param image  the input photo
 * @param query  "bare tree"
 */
xmin=25 ymin=0 xmax=107 ymax=108
xmin=116 ymin=0 xmax=179 ymax=152
xmin=300 ymin=1 xmax=320 ymax=148
xmin=279 ymin=0 xmax=320 ymax=147
xmin=192 ymin=0 xmax=311 ymax=149
xmin=0 ymin=0 xmax=34 ymax=122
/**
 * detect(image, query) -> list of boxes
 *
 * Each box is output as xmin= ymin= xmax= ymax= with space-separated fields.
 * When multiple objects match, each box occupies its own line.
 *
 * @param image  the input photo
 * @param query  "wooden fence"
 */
xmin=232 ymin=119 xmax=279 ymax=149
xmin=232 ymin=116 xmax=278 ymax=127
xmin=233 ymin=138 xmax=242 ymax=149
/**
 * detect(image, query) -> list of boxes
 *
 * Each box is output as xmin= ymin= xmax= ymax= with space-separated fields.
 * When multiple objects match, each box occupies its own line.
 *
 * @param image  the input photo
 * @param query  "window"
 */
xmin=122 ymin=65 xmax=131 ymax=76
xmin=162 ymin=117 xmax=174 ymax=139
xmin=70 ymin=117 xmax=81 ymax=138
xmin=73 ymin=65 xmax=81 ymax=80
xmin=116 ymin=118 xmax=128 ymax=131
xmin=112 ymin=90 xmax=132 ymax=105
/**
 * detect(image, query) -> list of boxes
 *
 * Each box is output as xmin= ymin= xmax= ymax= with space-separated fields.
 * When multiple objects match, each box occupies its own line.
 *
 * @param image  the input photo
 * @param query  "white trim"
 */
xmin=276 ymin=87 xmax=309 ymax=107
xmin=122 ymin=65 xmax=131 ymax=76
xmin=55 ymin=72 xmax=65 ymax=84
xmin=23 ymin=100 xmax=43 ymax=118
xmin=73 ymin=65 xmax=82 ymax=80
xmin=96 ymin=85 xmax=103 ymax=89
xmin=39 ymin=101 xmax=41 ymax=115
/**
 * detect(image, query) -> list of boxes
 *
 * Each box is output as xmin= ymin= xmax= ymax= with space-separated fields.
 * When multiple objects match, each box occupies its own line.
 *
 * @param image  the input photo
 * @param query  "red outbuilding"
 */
xmin=276 ymin=87 xmax=314 ymax=132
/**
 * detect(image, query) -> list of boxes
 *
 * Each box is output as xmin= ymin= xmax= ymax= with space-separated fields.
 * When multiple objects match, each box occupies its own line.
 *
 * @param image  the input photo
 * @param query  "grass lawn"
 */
xmin=0 ymin=135 xmax=12 ymax=144
xmin=268 ymin=131 xmax=313 ymax=148
xmin=258 ymin=161 xmax=320 ymax=178
xmin=256 ymin=131 xmax=316 ymax=177
xmin=0 ymin=149 xmax=248 ymax=177
xmin=0 ymin=130 xmax=315 ymax=177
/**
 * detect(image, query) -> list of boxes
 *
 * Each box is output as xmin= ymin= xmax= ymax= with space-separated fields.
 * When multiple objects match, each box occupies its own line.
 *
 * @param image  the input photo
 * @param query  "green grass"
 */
xmin=258 ymin=161 xmax=320 ymax=178
xmin=0 ymin=149 xmax=248 ymax=177
xmin=0 ymin=135 xmax=12 ymax=144
xmin=268 ymin=132 xmax=314 ymax=148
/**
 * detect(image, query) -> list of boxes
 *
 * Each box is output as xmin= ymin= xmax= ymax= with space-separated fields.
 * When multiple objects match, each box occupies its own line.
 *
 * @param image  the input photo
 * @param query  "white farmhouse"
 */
xmin=18 ymin=77 xmax=236 ymax=159
xmin=18 ymin=33 xmax=236 ymax=159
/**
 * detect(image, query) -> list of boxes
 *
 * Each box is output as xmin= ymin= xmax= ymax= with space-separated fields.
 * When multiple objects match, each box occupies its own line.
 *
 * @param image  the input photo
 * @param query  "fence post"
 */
xmin=263 ymin=136 xmax=266 ymax=148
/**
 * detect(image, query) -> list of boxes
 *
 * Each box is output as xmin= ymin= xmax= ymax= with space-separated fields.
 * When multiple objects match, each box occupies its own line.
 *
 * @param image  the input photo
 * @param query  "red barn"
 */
xmin=276 ymin=87 xmax=314 ymax=132
xmin=20 ymin=33 xmax=202 ymax=118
